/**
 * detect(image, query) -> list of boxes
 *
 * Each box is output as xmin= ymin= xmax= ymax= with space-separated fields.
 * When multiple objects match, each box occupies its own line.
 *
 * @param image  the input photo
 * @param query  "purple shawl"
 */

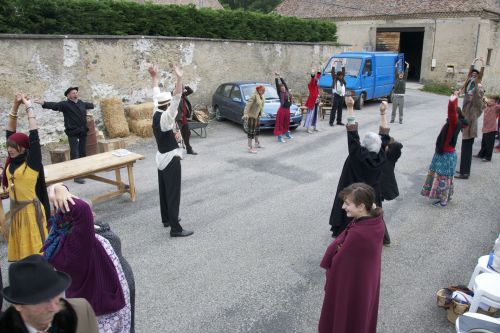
xmin=43 ymin=198 xmax=125 ymax=316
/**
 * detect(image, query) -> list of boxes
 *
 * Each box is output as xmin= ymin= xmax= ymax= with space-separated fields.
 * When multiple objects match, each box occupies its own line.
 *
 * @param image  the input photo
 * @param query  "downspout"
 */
xmin=474 ymin=23 xmax=481 ymax=57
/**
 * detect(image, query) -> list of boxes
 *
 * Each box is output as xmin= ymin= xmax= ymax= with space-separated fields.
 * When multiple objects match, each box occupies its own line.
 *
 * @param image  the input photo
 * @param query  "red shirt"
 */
xmin=442 ymin=98 xmax=459 ymax=153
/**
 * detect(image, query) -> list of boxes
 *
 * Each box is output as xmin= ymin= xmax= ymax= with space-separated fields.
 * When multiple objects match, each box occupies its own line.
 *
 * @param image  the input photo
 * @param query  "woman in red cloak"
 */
xmin=319 ymin=183 xmax=385 ymax=333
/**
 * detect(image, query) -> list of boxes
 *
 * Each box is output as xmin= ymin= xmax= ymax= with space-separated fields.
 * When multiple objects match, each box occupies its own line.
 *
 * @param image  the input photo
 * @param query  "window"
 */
xmin=362 ymin=59 xmax=372 ymax=76
xmin=221 ymin=84 xmax=233 ymax=97
xmin=230 ymin=86 xmax=241 ymax=101
xmin=486 ymin=48 xmax=492 ymax=66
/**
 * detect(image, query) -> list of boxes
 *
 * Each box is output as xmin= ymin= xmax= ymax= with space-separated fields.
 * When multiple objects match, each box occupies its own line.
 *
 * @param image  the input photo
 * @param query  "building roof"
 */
xmin=133 ymin=0 xmax=223 ymax=9
xmin=275 ymin=0 xmax=500 ymax=19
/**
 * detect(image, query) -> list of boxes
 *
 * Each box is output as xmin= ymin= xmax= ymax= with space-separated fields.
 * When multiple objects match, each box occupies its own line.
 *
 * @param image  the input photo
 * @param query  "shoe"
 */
xmin=337 ymin=122 xmax=345 ymax=126
xmin=170 ymin=229 xmax=194 ymax=237
xmin=473 ymin=154 xmax=482 ymax=158
xmin=390 ymin=120 xmax=395 ymax=123
xmin=482 ymin=158 xmax=491 ymax=162
xmin=186 ymin=149 xmax=198 ymax=155
xmin=432 ymin=200 xmax=447 ymax=208
xmin=307 ymin=129 xmax=313 ymax=134
xmin=314 ymin=128 xmax=321 ymax=132
xmin=248 ymin=147 xmax=257 ymax=154
xmin=255 ymin=142 xmax=263 ymax=148
xmin=383 ymin=240 xmax=391 ymax=247
xmin=277 ymin=136 xmax=286 ymax=143
xmin=74 ymin=178 xmax=86 ymax=184
xmin=285 ymin=132 xmax=293 ymax=139
xmin=399 ymin=120 xmax=403 ymax=124
xmin=329 ymin=123 xmax=334 ymax=127
xmin=455 ymin=174 xmax=469 ymax=179
xmin=163 ymin=218 xmax=181 ymax=228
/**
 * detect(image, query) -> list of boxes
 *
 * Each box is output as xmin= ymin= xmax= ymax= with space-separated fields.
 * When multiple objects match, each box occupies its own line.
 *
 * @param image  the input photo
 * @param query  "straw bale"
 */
xmin=100 ymin=98 xmax=130 ymax=138
xmin=129 ymin=119 xmax=153 ymax=138
xmin=126 ymin=102 xmax=154 ymax=120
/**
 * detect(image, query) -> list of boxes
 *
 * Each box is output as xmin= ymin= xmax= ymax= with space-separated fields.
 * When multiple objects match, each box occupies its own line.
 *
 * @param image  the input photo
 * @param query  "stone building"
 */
xmin=132 ymin=0 xmax=223 ymax=9
xmin=276 ymin=0 xmax=500 ymax=93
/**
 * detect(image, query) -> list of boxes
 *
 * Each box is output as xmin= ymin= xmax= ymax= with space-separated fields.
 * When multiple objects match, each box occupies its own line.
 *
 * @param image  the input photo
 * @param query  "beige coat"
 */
xmin=68 ymin=298 xmax=99 ymax=333
xmin=243 ymin=92 xmax=264 ymax=119
xmin=461 ymin=85 xmax=484 ymax=139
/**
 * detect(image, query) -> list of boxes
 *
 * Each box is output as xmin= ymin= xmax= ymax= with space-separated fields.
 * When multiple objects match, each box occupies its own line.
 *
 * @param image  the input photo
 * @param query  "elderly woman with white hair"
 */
xmin=329 ymin=98 xmax=391 ymax=245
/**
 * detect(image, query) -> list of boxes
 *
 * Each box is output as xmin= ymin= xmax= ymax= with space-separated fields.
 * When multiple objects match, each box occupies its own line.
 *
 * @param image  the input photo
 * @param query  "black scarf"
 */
xmin=435 ymin=117 xmax=468 ymax=154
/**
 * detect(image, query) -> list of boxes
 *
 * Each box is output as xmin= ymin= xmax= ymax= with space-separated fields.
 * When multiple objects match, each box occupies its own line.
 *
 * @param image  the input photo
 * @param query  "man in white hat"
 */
xmin=148 ymin=64 xmax=193 ymax=237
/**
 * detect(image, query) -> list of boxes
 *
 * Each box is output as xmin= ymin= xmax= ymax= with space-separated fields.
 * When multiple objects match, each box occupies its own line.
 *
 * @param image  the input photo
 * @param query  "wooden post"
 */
xmin=98 ymin=138 xmax=126 ymax=153
xmin=49 ymin=148 xmax=70 ymax=164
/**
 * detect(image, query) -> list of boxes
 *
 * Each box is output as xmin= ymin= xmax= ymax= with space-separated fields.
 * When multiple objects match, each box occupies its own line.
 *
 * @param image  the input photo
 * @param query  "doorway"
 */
xmin=376 ymin=28 xmax=424 ymax=81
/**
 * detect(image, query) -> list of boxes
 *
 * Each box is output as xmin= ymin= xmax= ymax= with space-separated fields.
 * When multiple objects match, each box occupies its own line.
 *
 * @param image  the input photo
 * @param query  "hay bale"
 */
xmin=129 ymin=119 xmax=153 ymax=138
xmin=126 ymin=102 xmax=154 ymax=120
xmin=100 ymin=98 xmax=130 ymax=138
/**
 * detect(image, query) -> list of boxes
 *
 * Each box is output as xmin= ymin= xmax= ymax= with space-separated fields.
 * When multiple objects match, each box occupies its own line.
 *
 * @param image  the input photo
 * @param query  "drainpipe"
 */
xmin=474 ymin=23 xmax=481 ymax=58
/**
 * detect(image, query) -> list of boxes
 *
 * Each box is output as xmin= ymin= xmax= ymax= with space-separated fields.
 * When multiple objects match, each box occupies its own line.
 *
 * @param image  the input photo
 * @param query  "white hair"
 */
xmin=361 ymin=132 xmax=382 ymax=153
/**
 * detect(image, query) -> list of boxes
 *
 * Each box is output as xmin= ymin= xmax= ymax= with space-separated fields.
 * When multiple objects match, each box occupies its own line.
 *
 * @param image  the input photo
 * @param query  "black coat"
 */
xmin=380 ymin=141 xmax=403 ymax=201
xmin=0 ymin=299 xmax=77 ymax=333
xmin=176 ymin=86 xmax=193 ymax=122
xmin=329 ymin=127 xmax=388 ymax=236
xmin=42 ymin=100 xmax=94 ymax=137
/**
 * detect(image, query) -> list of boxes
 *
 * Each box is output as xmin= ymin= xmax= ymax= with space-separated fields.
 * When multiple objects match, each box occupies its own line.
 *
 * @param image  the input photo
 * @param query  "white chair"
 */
xmin=455 ymin=312 xmax=500 ymax=333
xmin=468 ymin=255 xmax=498 ymax=290
xmin=469 ymin=273 xmax=500 ymax=313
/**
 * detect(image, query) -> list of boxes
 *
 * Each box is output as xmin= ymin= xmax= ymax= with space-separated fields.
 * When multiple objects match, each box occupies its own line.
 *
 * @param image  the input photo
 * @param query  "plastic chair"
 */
xmin=455 ymin=312 xmax=500 ymax=333
xmin=469 ymin=273 xmax=500 ymax=313
xmin=468 ymin=255 xmax=499 ymax=290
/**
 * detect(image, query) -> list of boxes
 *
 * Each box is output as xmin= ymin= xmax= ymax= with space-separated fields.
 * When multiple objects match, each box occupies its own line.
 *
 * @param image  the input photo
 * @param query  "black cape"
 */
xmin=329 ymin=127 xmax=388 ymax=236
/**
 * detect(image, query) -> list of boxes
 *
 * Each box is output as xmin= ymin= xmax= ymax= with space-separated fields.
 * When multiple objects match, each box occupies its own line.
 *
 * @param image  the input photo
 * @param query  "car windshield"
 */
xmin=241 ymin=85 xmax=279 ymax=101
xmin=325 ymin=57 xmax=362 ymax=77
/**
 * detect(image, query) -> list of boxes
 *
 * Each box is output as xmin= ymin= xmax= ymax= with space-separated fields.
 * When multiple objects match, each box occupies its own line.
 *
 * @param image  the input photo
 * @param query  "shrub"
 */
xmin=0 ymin=0 xmax=337 ymax=42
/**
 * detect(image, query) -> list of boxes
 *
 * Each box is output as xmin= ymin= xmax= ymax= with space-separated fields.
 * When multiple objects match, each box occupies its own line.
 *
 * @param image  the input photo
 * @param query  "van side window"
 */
xmin=230 ymin=86 xmax=241 ymax=101
xmin=363 ymin=59 xmax=372 ymax=76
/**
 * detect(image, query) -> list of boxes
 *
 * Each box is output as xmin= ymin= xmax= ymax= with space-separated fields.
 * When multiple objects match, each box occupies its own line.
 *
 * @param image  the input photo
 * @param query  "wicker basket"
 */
xmin=436 ymin=289 xmax=452 ymax=309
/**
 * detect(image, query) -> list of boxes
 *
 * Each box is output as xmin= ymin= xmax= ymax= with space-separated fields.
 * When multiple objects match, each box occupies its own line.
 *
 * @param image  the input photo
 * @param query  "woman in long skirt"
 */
xmin=273 ymin=72 xmax=293 ymax=142
xmin=243 ymin=85 xmax=265 ymax=153
xmin=304 ymin=69 xmax=322 ymax=133
xmin=421 ymin=91 xmax=468 ymax=207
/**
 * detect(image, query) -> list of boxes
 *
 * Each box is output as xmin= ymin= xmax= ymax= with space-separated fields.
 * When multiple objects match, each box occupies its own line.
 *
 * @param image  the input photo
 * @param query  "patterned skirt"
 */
xmin=421 ymin=151 xmax=457 ymax=205
xmin=95 ymin=235 xmax=131 ymax=333
xmin=244 ymin=117 xmax=260 ymax=139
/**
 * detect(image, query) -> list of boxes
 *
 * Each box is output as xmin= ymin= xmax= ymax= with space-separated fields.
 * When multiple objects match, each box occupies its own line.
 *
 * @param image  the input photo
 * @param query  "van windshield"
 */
xmin=325 ymin=57 xmax=362 ymax=77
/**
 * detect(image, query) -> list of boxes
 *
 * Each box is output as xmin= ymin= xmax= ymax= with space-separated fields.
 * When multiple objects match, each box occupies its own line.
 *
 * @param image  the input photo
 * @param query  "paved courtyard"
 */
xmin=1 ymin=88 xmax=499 ymax=332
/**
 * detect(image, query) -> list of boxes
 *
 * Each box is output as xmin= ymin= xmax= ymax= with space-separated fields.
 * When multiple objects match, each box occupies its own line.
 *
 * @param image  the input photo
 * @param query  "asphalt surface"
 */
xmin=1 ymin=88 xmax=499 ymax=332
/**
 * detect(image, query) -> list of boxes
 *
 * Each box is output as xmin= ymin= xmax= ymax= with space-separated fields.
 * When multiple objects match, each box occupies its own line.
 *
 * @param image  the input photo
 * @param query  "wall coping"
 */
xmin=0 ymin=33 xmax=347 ymax=46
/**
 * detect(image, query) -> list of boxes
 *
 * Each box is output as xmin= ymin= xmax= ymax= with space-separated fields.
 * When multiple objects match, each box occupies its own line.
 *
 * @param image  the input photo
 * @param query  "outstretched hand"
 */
xmin=148 ymin=65 xmax=158 ymax=77
xmin=170 ymin=63 xmax=183 ymax=78
xmin=14 ymin=92 xmax=23 ymax=106
xmin=450 ymin=90 xmax=459 ymax=101
xmin=48 ymin=183 xmax=79 ymax=213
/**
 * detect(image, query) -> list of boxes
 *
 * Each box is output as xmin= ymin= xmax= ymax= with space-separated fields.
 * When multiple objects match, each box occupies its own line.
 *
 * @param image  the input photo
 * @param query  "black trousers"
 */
xmin=330 ymin=93 xmax=344 ymax=124
xmin=459 ymin=138 xmax=474 ymax=175
xmin=477 ymin=132 xmax=496 ymax=161
xmin=178 ymin=122 xmax=192 ymax=151
xmin=68 ymin=134 xmax=87 ymax=160
xmin=158 ymin=157 xmax=183 ymax=232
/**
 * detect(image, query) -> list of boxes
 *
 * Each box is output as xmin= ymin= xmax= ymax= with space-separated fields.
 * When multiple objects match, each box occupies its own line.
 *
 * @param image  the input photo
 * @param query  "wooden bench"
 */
xmin=0 ymin=151 xmax=145 ymax=234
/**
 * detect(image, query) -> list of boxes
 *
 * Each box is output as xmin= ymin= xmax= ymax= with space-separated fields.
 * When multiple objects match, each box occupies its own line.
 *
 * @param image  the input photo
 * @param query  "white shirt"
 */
xmin=25 ymin=322 xmax=51 ymax=333
xmin=152 ymin=86 xmax=183 ymax=170
xmin=334 ymin=81 xmax=346 ymax=97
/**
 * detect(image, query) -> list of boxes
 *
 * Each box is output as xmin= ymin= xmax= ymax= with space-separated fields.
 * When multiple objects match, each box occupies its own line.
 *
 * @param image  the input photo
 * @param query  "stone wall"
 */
xmin=0 ymin=35 xmax=340 ymax=147
xmin=333 ymin=16 xmax=500 ymax=94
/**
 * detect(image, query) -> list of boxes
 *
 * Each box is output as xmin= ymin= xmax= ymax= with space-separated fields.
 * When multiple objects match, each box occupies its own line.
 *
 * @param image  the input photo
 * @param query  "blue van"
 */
xmin=319 ymin=52 xmax=402 ymax=109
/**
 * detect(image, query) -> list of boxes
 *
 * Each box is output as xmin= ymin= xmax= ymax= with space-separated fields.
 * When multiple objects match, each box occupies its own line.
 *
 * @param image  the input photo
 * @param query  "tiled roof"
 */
xmin=133 ymin=0 xmax=223 ymax=9
xmin=275 ymin=0 xmax=500 ymax=18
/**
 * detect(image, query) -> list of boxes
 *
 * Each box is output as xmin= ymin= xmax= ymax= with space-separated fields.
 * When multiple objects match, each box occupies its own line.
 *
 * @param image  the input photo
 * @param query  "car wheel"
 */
xmin=387 ymin=89 xmax=394 ymax=103
xmin=214 ymin=106 xmax=223 ymax=121
xmin=354 ymin=93 xmax=365 ymax=110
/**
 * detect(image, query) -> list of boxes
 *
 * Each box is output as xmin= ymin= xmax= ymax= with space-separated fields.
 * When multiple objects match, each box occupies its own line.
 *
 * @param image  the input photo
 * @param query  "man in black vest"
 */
xmin=0 ymin=254 xmax=99 ymax=333
xmin=149 ymin=64 xmax=193 ymax=237
xmin=36 ymin=87 xmax=94 ymax=184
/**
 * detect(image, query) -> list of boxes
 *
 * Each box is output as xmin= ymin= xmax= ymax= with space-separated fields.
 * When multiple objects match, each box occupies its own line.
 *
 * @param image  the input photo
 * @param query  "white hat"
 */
xmin=157 ymin=91 xmax=172 ymax=106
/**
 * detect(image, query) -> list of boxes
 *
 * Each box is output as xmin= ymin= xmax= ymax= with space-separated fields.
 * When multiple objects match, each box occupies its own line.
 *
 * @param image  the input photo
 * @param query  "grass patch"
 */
xmin=421 ymin=84 xmax=455 ymax=96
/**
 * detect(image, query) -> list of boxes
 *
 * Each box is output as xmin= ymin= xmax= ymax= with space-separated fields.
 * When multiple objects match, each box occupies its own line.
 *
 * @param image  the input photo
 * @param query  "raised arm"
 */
xmin=280 ymin=77 xmax=289 ymax=92
xmin=6 ymin=93 xmax=23 ymax=134
xmin=84 ymin=102 xmax=94 ymax=109
xmin=171 ymin=64 xmax=183 ymax=97
xmin=379 ymin=101 xmax=391 ymax=149
xmin=448 ymin=91 xmax=459 ymax=127
xmin=183 ymin=85 xmax=194 ymax=97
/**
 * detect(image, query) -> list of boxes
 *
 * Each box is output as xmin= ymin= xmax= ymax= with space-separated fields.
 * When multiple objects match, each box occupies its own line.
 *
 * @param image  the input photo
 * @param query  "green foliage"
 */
xmin=220 ymin=0 xmax=282 ymax=13
xmin=0 ymin=0 xmax=336 ymax=42
xmin=421 ymin=83 xmax=455 ymax=96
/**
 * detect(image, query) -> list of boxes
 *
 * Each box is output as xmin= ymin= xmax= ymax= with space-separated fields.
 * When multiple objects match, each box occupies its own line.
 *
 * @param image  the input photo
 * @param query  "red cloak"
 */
xmin=304 ymin=72 xmax=321 ymax=110
xmin=319 ymin=214 xmax=385 ymax=333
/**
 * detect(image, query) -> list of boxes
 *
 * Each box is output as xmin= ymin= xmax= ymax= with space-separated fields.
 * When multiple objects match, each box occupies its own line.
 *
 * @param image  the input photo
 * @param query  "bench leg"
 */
xmin=127 ymin=164 xmax=137 ymax=201
xmin=115 ymin=169 xmax=123 ymax=190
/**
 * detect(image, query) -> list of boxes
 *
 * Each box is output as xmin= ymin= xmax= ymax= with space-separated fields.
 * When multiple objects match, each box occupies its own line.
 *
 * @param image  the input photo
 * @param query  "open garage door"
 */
xmin=376 ymin=28 xmax=424 ymax=81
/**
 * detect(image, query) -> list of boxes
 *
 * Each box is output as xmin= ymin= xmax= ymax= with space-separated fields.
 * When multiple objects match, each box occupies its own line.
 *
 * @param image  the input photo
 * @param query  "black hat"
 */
xmin=471 ymin=69 xmax=480 ymax=75
xmin=64 ymin=87 xmax=78 ymax=97
xmin=2 ymin=254 xmax=71 ymax=305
